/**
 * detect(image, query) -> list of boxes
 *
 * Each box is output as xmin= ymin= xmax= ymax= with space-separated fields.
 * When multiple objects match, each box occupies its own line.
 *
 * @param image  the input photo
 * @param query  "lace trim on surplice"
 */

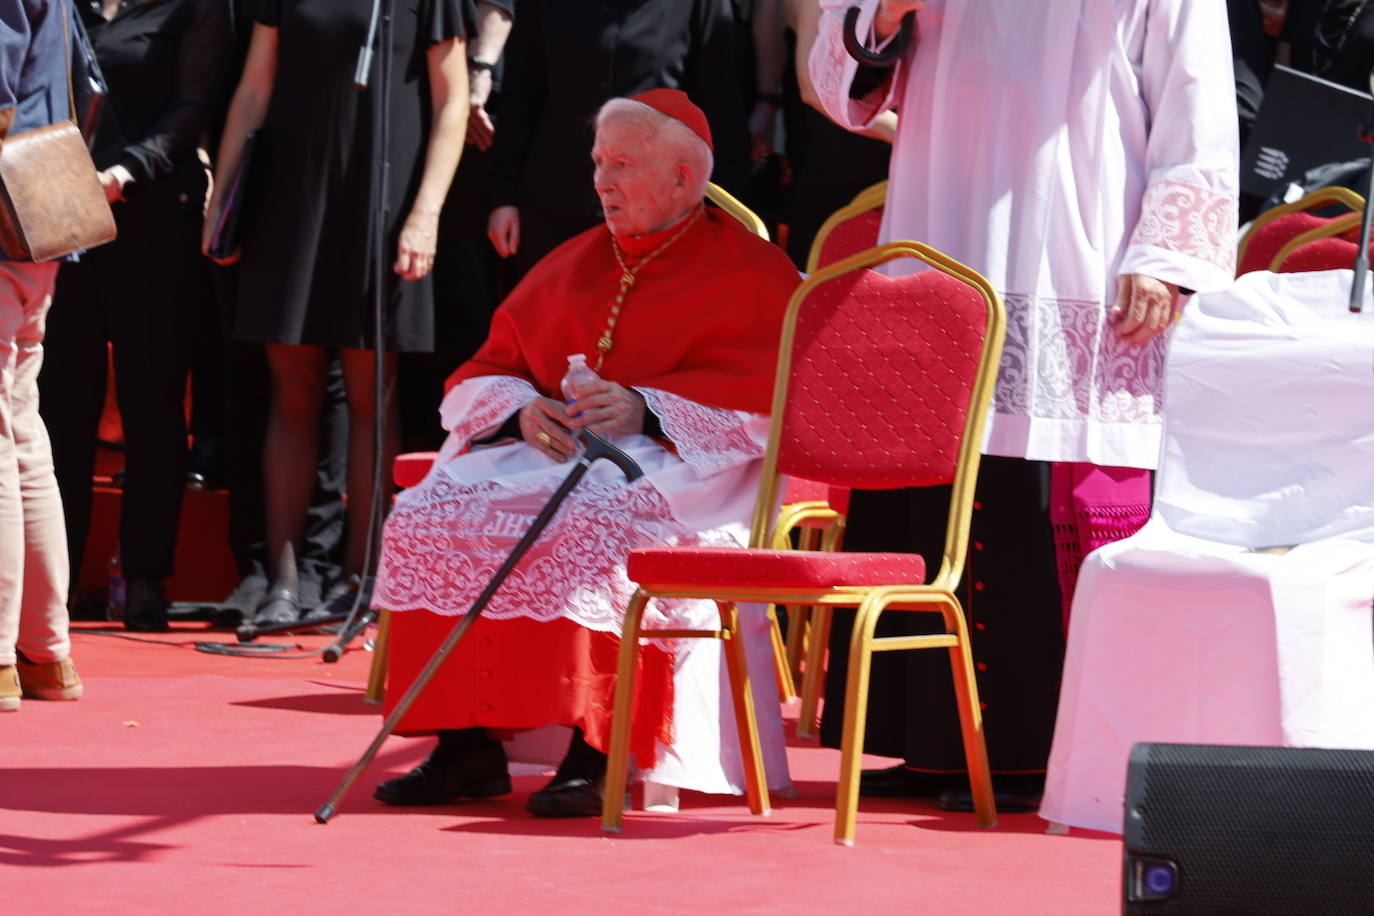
xmin=638 ymin=387 xmax=765 ymax=478
xmin=992 ymin=293 xmax=1166 ymax=427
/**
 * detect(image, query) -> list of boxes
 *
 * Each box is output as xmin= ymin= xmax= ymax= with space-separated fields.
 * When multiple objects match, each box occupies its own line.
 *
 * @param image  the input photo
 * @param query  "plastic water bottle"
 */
xmin=106 ymin=547 xmax=125 ymax=622
xmin=560 ymin=353 xmax=600 ymax=407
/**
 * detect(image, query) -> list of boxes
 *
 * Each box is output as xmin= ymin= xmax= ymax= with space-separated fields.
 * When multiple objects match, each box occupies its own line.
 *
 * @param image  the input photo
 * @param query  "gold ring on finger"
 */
xmin=537 ymin=431 xmax=552 ymax=446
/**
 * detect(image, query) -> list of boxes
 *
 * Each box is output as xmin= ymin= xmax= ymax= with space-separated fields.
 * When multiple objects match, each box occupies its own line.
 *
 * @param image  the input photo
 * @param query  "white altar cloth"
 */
xmin=1040 ymin=269 xmax=1374 ymax=834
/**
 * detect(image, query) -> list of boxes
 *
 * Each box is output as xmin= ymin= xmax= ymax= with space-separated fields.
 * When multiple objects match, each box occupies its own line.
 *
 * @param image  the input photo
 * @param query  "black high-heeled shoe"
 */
xmin=309 ymin=573 xmax=372 ymax=620
xmin=248 ymin=587 xmax=300 ymax=627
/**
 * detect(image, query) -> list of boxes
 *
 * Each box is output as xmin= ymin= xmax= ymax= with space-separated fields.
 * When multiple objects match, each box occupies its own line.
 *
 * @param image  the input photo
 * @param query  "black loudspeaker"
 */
xmin=1123 ymin=743 xmax=1374 ymax=915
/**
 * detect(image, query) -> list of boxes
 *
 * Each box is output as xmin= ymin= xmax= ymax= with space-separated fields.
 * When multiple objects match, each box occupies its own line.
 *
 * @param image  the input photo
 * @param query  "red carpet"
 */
xmin=3 ymin=622 xmax=1122 ymax=913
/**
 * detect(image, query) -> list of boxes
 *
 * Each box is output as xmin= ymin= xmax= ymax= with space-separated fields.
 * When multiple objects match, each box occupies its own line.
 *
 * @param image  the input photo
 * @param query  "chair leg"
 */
xmin=602 ymin=590 xmax=650 ymax=833
xmin=767 ymin=604 xmax=798 ymax=701
xmin=364 ymin=607 xmax=391 ymax=705
xmin=720 ymin=601 xmax=770 ymax=816
xmin=783 ymin=603 xmax=809 ymax=683
xmin=795 ymin=604 xmax=830 ymax=739
xmin=944 ymin=600 xmax=997 ymax=829
xmin=784 ymin=528 xmax=824 ymax=682
xmin=835 ymin=596 xmax=881 ymax=846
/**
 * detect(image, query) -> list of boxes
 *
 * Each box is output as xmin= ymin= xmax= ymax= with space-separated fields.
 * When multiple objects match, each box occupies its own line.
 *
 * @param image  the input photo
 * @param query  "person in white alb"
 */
xmin=807 ymin=0 xmax=1239 ymax=809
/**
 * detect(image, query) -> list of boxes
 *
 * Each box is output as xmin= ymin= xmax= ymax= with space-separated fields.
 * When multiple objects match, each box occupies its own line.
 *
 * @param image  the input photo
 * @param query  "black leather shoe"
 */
xmin=124 ymin=578 xmax=170 ymax=632
xmin=936 ymin=774 xmax=1044 ymax=813
xmin=374 ymin=739 xmax=510 ymax=806
xmin=936 ymin=787 xmax=1041 ymax=814
xmin=525 ymin=778 xmax=604 ymax=818
xmin=859 ymin=764 xmax=953 ymax=798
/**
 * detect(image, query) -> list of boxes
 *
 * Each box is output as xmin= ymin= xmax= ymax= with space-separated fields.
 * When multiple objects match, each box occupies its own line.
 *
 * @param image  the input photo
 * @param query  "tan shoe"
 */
xmin=0 ymin=665 xmax=20 ymax=711
xmin=16 ymin=653 xmax=83 ymax=701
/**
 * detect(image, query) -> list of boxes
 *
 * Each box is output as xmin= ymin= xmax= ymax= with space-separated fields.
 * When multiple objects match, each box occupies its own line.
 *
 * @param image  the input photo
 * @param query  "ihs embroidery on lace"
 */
xmin=377 ymin=382 xmax=765 ymax=637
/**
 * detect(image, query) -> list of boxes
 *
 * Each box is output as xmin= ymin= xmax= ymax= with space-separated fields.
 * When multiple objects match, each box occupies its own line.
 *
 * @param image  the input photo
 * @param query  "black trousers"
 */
xmin=818 ymin=456 xmax=1066 ymax=775
xmin=39 ymin=209 xmax=204 ymax=583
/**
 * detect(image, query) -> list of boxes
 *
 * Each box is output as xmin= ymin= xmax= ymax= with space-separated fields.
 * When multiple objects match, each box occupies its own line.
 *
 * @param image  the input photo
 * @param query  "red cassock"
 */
xmin=377 ymin=208 xmax=799 ymax=770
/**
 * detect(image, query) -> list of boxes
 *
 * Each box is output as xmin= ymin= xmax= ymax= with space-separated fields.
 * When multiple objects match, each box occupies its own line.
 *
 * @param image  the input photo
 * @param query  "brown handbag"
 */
xmin=0 ymin=3 xmax=115 ymax=262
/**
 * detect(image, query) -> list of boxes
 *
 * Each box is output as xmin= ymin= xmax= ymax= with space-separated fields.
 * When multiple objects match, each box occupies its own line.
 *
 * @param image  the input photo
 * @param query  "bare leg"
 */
xmin=263 ymin=344 xmax=329 ymax=584
xmin=339 ymin=347 xmax=399 ymax=576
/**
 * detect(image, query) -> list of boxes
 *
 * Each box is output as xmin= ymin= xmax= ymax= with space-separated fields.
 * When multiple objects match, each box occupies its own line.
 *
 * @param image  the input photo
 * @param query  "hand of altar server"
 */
xmin=395 ymin=210 xmax=439 ymax=280
xmin=565 ymin=380 xmax=647 ymax=438
xmin=1113 ymin=273 xmax=1180 ymax=345
xmin=520 ymin=397 xmax=580 ymax=461
xmin=488 ymin=206 xmax=521 ymax=257
xmin=876 ymin=0 xmax=926 ymax=40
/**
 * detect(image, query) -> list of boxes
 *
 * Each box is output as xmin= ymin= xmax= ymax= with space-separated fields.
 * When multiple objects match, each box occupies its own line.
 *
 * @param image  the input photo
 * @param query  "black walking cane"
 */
xmin=314 ymin=429 xmax=645 ymax=823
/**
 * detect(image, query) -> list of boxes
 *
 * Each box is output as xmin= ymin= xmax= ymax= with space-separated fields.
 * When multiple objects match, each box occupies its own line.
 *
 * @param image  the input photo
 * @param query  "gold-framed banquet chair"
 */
xmin=1236 ymin=185 xmax=1364 ymax=277
xmin=601 ymin=240 xmax=1007 ymax=845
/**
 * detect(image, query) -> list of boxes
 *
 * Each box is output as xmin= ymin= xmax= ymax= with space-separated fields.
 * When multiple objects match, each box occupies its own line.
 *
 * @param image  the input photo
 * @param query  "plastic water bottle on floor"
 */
xmin=560 ymin=353 xmax=600 ymax=408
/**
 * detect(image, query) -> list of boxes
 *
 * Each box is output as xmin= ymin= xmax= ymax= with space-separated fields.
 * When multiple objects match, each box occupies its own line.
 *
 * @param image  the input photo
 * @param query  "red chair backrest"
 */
xmin=775 ymin=264 xmax=989 ymax=490
xmin=814 ymin=208 xmax=883 ymax=272
xmin=1238 ymin=212 xmax=1338 ymax=275
xmin=1279 ymin=235 xmax=1369 ymax=273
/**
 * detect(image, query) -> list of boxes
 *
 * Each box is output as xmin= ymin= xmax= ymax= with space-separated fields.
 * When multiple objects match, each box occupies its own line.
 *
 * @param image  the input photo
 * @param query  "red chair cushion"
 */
xmin=394 ymin=452 xmax=438 ymax=488
xmin=627 ymin=546 xmax=925 ymax=589
xmin=827 ymin=486 xmax=851 ymax=515
xmin=781 ymin=475 xmax=830 ymax=505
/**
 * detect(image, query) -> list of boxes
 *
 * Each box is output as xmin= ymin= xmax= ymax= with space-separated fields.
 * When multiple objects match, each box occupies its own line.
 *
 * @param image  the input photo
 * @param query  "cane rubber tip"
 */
xmin=321 ymin=646 xmax=342 ymax=664
xmin=314 ymin=804 xmax=335 ymax=824
xmin=601 ymin=825 xmax=622 ymax=835
xmin=835 ymin=837 xmax=854 ymax=847
xmin=236 ymin=626 xmax=256 ymax=643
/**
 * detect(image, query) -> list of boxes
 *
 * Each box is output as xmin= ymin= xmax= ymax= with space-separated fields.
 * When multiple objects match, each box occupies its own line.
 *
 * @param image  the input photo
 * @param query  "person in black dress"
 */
xmin=205 ymin=0 xmax=350 ymax=625
xmin=484 ymin=0 xmax=751 ymax=280
xmin=399 ymin=0 xmax=516 ymax=452
xmin=39 ymin=0 xmax=232 ymax=631
xmin=204 ymin=0 xmax=475 ymax=626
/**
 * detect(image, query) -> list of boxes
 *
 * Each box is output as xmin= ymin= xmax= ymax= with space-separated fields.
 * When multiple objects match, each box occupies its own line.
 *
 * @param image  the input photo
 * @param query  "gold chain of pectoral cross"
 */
xmin=597 ymin=205 xmax=705 ymax=371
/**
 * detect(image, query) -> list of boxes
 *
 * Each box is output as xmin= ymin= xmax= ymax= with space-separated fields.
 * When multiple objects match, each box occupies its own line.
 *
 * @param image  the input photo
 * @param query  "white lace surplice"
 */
xmin=811 ymin=0 xmax=1239 ymax=469
xmin=376 ymin=377 xmax=766 ymax=633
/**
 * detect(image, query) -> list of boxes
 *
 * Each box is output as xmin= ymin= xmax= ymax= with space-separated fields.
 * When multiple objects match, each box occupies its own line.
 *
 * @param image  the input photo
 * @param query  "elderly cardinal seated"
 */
xmin=371 ymin=90 xmax=799 ymax=817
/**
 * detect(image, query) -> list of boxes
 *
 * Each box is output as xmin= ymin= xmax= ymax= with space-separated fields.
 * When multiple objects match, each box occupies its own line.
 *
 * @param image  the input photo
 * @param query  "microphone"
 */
xmin=355 ymin=0 xmax=385 ymax=90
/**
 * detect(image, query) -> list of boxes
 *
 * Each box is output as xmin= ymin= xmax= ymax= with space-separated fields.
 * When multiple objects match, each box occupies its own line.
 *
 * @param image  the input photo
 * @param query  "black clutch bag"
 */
xmin=69 ymin=2 xmax=108 ymax=144
xmin=208 ymin=131 xmax=258 ymax=260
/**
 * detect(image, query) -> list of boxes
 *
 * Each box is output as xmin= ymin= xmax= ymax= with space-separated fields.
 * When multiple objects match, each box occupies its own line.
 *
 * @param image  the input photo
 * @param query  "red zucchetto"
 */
xmin=627 ymin=88 xmax=714 ymax=152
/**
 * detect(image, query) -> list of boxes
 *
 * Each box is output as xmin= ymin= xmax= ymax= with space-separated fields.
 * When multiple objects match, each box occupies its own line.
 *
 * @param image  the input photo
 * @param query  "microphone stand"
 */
xmin=1348 ymin=71 xmax=1374 ymax=315
xmin=316 ymin=0 xmax=392 ymax=664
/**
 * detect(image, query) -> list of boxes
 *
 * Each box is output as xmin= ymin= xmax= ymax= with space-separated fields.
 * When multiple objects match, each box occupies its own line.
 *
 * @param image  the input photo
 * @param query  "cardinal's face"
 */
xmin=592 ymin=116 xmax=689 ymax=238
